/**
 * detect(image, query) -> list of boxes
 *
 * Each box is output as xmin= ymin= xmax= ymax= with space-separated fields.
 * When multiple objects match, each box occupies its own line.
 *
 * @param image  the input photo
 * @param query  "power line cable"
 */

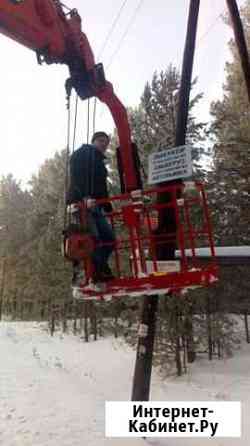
xmin=106 ymin=0 xmax=145 ymax=70
xmin=96 ymin=0 xmax=145 ymax=122
xmin=93 ymin=0 xmax=129 ymax=134
xmin=197 ymin=12 xmax=224 ymax=46
xmin=97 ymin=0 xmax=129 ymax=60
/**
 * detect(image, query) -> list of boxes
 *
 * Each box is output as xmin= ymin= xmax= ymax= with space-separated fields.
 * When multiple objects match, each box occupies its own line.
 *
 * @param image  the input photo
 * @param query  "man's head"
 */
xmin=92 ymin=131 xmax=110 ymax=154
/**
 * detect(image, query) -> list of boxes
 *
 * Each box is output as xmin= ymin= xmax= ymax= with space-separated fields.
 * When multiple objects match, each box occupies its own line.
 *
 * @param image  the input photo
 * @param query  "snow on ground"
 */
xmin=0 ymin=320 xmax=249 ymax=446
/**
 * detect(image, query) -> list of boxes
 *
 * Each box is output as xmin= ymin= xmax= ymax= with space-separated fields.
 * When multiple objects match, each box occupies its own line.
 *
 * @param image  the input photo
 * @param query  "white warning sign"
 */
xmin=148 ymin=145 xmax=193 ymax=185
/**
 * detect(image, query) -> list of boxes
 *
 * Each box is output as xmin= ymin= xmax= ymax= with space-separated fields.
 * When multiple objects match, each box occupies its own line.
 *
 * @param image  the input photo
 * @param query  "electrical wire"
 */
xmin=97 ymin=0 xmax=129 ymax=60
xmin=197 ymin=12 xmax=224 ymax=46
xmin=93 ymin=0 xmax=129 ymax=134
xmin=96 ymin=0 xmax=145 ymax=123
xmin=106 ymin=0 xmax=145 ymax=70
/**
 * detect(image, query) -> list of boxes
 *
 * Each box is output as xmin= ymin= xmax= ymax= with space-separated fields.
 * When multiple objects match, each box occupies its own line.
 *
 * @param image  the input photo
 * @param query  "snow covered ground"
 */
xmin=0 ymin=320 xmax=249 ymax=446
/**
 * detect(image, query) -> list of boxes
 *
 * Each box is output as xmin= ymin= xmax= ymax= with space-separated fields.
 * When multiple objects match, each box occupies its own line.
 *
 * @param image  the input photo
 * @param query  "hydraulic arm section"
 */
xmin=0 ymin=0 xmax=137 ymax=190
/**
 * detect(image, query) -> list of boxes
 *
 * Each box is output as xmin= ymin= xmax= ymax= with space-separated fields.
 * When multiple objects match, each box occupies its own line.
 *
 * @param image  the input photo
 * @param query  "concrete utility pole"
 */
xmin=131 ymin=0 xmax=200 ymax=402
xmin=226 ymin=0 xmax=250 ymax=102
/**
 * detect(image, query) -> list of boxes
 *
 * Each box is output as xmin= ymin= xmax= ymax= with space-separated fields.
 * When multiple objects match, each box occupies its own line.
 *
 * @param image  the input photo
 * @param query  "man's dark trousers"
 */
xmin=89 ymin=205 xmax=115 ymax=273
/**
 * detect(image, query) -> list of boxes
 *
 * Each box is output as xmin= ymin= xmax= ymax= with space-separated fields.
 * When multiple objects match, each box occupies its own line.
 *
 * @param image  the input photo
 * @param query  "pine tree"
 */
xmin=128 ymin=65 xmax=206 ymax=180
xmin=209 ymin=0 xmax=250 ymax=246
xmin=108 ymin=65 xmax=207 ymax=194
xmin=205 ymin=0 xmax=250 ymax=350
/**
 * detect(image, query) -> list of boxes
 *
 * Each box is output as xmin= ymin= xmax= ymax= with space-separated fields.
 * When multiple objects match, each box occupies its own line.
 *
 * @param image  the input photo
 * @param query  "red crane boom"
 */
xmin=0 ymin=0 xmax=138 ymax=191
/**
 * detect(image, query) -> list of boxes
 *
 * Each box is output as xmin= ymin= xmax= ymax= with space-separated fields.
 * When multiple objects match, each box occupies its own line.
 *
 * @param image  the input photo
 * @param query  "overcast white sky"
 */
xmin=0 ymin=0 xmax=246 ymax=185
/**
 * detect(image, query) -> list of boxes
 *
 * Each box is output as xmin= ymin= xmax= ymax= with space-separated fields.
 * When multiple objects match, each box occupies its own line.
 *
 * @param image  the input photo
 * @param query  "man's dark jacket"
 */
xmin=66 ymin=144 xmax=112 ymax=212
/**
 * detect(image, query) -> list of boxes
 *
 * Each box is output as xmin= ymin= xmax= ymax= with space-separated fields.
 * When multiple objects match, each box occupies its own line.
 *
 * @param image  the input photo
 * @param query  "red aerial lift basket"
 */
xmin=65 ymin=181 xmax=218 ymax=301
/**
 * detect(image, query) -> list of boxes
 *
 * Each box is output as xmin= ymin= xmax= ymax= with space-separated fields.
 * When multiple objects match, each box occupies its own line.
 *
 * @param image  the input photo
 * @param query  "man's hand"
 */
xmin=86 ymin=198 xmax=96 ymax=209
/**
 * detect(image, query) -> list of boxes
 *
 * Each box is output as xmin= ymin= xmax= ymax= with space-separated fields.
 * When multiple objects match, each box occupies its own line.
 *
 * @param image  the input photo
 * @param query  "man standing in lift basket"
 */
xmin=67 ymin=131 xmax=115 ymax=285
